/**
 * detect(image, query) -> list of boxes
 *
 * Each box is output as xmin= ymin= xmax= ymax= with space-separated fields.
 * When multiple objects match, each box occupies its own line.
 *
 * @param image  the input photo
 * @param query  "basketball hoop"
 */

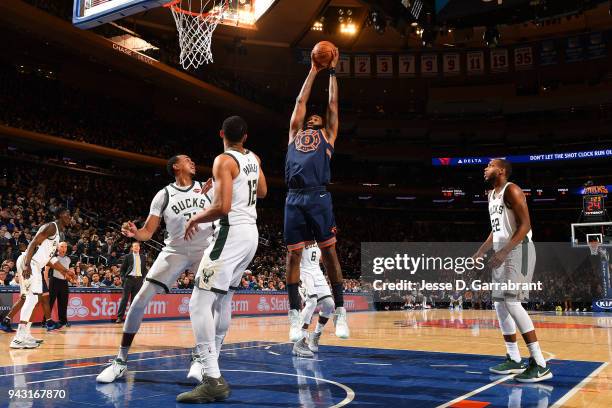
xmin=164 ymin=0 xmax=228 ymax=70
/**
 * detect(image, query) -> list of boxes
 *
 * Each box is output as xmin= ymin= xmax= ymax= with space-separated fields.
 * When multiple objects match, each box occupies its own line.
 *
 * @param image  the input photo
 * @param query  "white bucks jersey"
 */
xmin=223 ymin=150 xmax=259 ymax=226
xmin=150 ymin=181 xmax=214 ymax=248
xmin=300 ymin=244 xmax=326 ymax=286
xmin=488 ymin=182 xmax=532 ymax=244
xmin=32 ymin=222 xmax=60 ymax=266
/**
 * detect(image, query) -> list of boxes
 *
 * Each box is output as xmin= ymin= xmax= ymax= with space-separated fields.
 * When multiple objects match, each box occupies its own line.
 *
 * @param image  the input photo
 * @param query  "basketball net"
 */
xmin=165 ymin=0 xmax=228 ymax=70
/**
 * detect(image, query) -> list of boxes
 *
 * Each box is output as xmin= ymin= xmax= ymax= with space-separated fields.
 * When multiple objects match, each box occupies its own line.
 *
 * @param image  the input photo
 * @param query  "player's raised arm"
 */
xmin=255 ymin=154 xmax=267 ymax=198
xmin=184 ymin=155 xmax=236 ymax=240
xmin=326 ymin=47 xmax=339 ymax=146
xmin=290 ymin=58 xmax=324 ymax=143
xmin=22 ymin=223 xmax=56 ymax=278
xmin=502 ymin=184 xmax=532 ymax=250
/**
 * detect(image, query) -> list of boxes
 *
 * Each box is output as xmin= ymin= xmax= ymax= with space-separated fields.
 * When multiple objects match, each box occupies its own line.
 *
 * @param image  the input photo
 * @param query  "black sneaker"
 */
xmin=176 ymin=375 xmax=230 ymax=403
xmin=514 ymin=358 xmax=553 ymax=383
xmin=1 ymin=318 xmax=15 ymax=333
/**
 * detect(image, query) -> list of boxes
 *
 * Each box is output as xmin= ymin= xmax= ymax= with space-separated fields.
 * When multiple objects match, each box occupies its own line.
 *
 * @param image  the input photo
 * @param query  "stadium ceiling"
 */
xmin=123 ymin=0 xmax=612 ymax=51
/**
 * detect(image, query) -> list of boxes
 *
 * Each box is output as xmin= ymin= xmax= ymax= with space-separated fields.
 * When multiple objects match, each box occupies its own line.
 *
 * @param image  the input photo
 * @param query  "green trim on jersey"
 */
xmin=209 ymin=221 xmax=229 ymax=261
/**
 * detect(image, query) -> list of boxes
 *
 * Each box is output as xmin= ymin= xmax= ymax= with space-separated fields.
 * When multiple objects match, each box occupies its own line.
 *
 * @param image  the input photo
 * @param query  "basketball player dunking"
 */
xmin=10 ymin=208 xmax=74 ymax=349
xmin=285 ymin=47 xmax=349 ymax=344
xmin=97 ymin=155 xmax=215 ymax=383
xmin=178 ymin=116 xmax=266 ymax=403
xmin=474 ymin=159 xmax=552 ymax=383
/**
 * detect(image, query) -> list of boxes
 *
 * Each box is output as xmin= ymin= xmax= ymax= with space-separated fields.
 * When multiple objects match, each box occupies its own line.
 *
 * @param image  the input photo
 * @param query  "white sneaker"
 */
xmin=308 ymin=332 xmax=321 ymax=353
xmin=292 ymin=337 xmax=314 ymax=358
xmin=24 ymin=333 xmax=44 ymax=344
xmin=96 ymin=359 xmax=127 ymax=383
xmin=10 ymin=337 xmax=39 ymax=349
xmin=187 ymin=351 xmax=204 ymax=383
xmin=288 ymin=309 xmax=302 ymax=342
xmin=333 ymin=307 xmax=350 ymax=339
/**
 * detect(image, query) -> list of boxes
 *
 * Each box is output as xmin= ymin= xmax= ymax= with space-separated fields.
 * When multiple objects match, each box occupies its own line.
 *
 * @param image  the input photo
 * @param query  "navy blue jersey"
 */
xmin=285 ymin=128 xmax=333 ymax=189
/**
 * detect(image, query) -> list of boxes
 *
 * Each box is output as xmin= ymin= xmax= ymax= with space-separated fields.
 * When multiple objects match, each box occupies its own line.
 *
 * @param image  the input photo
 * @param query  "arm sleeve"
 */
xmin=149 ymin=189 xmax=166 ymax=217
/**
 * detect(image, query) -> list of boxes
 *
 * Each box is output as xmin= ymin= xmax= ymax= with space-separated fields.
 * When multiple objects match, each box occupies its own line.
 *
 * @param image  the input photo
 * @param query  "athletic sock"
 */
xmin=215 ymin=334 xmax=225 ymax=359
xmin=314 ymin=322 xmax=325 ymax=334
xmin=505 ymin=341 xmax=521 ymax=363
xmin=118 ymin=346 xmax=129 ymax=362
xmin=527 ymin=341 xmax=546 ymax=367
xmin=16 ymin=324 xmax=27 ymax=339
xmin=331 ymin=283 xmax=344 ymax=308
xmin=288 ymin=283 xmax=301 ymax=311
xmin=197 ymin=341 xmax=220 ymax=378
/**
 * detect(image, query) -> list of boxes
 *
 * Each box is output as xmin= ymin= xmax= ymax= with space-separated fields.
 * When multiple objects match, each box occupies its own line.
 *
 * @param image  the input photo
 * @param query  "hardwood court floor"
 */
xmin=1 ymin=309 xmax=610 ymax=407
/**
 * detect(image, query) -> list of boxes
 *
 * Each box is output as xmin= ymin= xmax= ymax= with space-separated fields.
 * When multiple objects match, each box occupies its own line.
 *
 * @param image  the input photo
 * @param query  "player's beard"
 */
xmin=305 ymin=124 xmax=323 ymax=130
xmin=486 ymin=173 xmax=498 ymax=186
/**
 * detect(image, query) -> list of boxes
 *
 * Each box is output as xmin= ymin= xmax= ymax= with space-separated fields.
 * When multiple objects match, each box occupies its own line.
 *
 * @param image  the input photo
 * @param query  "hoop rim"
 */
xmin=163 ymin=0 xmax=229 ymax=18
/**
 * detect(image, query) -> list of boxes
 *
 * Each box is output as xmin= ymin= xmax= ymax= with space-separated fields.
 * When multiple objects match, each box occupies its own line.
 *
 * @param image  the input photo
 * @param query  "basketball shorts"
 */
xmin=146 ymin=244 xmax=210 ymax=294
xmin=195 ymin=223 xmax=258 ymax=294
xmin=16 ymin=254 xmax=43 ymax=295
xmin=491 ymin=240 xmax=536 ymax=302
xmin=301 ymin=269 xmax=332 ymax=301
xmin=284 ymin=187 xmax=336 ymax=251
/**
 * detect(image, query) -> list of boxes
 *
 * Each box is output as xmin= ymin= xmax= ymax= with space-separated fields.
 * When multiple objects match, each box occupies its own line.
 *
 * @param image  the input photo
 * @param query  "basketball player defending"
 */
xmin=97 ymin=155 xmax=215 ymax=383
xmin=10 ymin=208 xmax=73 ymax=349
xmin=293 ymin=241 xmax=336 ymax=357
xmin=474 ymin=159 xmax=552 ymax=383
xmin=285 ymin=47 xmax=349 ymax=343
xmin=177 ymin=116 xmax=266 ymax=403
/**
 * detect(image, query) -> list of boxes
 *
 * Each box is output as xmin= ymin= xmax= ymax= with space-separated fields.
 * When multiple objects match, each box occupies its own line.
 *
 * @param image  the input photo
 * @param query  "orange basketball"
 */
xmin=312 ymin=41 xmax=336 ymax=68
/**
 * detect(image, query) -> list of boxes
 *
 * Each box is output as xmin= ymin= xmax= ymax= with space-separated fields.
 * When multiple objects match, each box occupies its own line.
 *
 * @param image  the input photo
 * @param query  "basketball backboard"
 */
xmin=73 ymin=0 xmax=275 ymax=29
xmin=571 ymin=221 xmax=612 ymax=248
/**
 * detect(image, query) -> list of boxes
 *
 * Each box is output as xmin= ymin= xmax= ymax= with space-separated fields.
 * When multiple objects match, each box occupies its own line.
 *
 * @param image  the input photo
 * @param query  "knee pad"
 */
xmin=494 ymin=301 xmax=516 ymax=335
xmin=301 ymin=297 xmax=317 ymax=324
xmin=505 ymin=301 xmax=534 ymax=334
xmin=318 ymin=296 xmax=335 ymax=318
xmin=215 ymin=292 xmax=233 ymax=336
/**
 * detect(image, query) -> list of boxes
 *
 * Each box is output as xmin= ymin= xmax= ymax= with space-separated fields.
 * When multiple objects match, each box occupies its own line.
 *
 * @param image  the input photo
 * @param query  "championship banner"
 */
xmin=398 ymin=55 xmax=416 ymax=77
xmin=8 ymin=291 xmax=372 ymax=323
xmin=376 ymin=55 xmax=393 ymax=77
xmin=354 ymin=55 xmax=371 ymax=77
xmin=420 ymin=54 xmax=438 ymax=76
xmin=565 ymin=36 xmax=584 ymax=63
xmin=514 ymin=46 xmax=533 ymax=70
xmin=586 ymin=32 xmax=606 ymax=60
xmin=336 ymin=54 xmax=351 ymax=76
xmin=442 ymin=53 xmax=460 ymax=76
xmin=466 ymin=51 xmax=484 ymax=75
xmin=490 ymin=49 xmax=509 ymax=72
xmin=539 ymin=40 xmax=558 ymax=66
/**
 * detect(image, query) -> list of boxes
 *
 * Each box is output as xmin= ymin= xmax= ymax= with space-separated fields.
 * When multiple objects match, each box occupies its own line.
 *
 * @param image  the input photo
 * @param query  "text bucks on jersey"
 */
xmin=160 ymin=182 xmax=214 ymax=247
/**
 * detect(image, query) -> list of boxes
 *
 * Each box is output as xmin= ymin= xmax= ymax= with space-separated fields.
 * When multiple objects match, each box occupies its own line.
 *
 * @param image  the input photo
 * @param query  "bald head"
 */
xmin=58 ymin=241 xmax=68 ymax=256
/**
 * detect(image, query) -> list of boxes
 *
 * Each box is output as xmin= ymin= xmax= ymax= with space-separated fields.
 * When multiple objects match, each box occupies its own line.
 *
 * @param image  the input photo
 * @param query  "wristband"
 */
xmin=329 ymin=68 xmax=336 ymax=76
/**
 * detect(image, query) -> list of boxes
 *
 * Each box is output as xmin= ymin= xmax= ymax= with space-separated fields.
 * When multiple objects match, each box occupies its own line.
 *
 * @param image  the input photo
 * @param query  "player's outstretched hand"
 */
xmin=330 ymin=47 xmax=339 ymax=68
xmin=184 ymin=219 xmax=200 ymax=241
xmin=121 ymin=221 xmax=137 ymax=237
xmin=202 ymin=178 xmax=213 ymax=195
xmin=22 ymin=264 xmax=32 ymax=280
